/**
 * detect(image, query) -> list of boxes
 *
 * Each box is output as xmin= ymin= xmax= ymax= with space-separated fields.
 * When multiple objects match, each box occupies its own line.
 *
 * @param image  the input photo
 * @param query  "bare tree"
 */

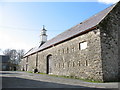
xmin=3 ymin=49 xmax=11 ymax=57
xmin=17 ymin=49 xmax=25 ymax=64
xmin=3 ymin=49 xmax=25 ymax=64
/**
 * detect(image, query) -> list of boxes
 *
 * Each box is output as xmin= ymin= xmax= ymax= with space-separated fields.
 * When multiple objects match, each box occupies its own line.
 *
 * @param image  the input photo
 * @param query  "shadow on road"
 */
xmin=0 ymin=71 xmax=18 ymax=75
xmin=2 ymin=76 xmax=116 ymax=90
xmin=0 ymin=73 xmax=18 ymax=75
xmin=2 ymin=76 xmax=86 ymax=88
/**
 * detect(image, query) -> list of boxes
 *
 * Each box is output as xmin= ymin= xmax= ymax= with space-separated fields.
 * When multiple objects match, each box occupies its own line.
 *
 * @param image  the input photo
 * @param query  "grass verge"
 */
xmin=26 ymin=71 xmax=120 ymax=83
xmin=26 ymin=71 xmax=103 ymax=83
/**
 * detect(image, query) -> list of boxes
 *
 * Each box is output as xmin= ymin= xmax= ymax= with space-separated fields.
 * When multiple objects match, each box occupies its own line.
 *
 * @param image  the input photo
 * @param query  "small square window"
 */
xmin=79 ymin=41 xmax=87 ymax=50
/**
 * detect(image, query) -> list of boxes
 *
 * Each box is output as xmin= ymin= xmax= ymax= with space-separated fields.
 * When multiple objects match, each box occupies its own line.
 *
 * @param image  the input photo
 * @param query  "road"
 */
xmin=0 ymin=71 xmax=119 ymax=89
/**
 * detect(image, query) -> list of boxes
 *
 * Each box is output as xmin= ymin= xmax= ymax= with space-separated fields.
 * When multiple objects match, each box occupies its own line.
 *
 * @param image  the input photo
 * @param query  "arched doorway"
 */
xmin=46 ymin=54 xmax=52 ymax=74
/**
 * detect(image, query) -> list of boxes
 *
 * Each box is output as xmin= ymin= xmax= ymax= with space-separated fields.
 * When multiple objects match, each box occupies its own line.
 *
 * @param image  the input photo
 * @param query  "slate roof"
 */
xmin=24 ymin=3 xmax=116 ymax=57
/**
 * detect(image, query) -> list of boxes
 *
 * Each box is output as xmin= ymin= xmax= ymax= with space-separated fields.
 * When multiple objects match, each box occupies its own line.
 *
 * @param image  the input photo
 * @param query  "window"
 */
xmin=73 ymin=62 xmax=75 ymax=67
xmin=60 ymin=50 xmax=62 ymax=55
xmin=66 ymin=47 xmax=69 ymax=53
xmin=62 ymin=63 xmax=65 ymax=68
xmin=72 ymin=47 xmax=74 ymax=52
xmin=79 ymin=41 xmax=87 ymax=50
xmin=63 ymin=49 xmax=65 ymax=54
xmin=85 ymin=60 xmax=88 ymax=66
xmin=59 ymin=63 xmax=61 ymax=68
xmin=78 ymin=61 xmax=81 ymax=66
xmin=67 ymin=62 xmax=70 ymax=67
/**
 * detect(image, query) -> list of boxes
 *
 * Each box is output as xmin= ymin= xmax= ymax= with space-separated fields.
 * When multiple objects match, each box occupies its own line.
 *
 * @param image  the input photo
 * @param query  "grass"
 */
xmin=49 ymin=74 xmax=103 ymax=83
xmin=37 ymin=72 xmax=47 ymax=75
xmin=36 ymin=72 xmax=103 ymax=83
xmin=26 ymin=71 xmax=120 ymax=83
xmin=27 ymin=71 xmax=33 ymax=73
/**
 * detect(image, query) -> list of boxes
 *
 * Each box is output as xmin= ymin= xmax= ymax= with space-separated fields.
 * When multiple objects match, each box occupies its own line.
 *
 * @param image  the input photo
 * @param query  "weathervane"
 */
xmin=43 ymin=25 xmax=45 ymax=30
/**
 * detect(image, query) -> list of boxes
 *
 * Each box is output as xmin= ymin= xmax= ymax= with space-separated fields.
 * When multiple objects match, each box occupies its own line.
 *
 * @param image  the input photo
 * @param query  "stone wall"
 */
xmin=99 ymin=2 xmax=120 ymax=81
xmin=27 ymin=54 xmax=37 ymax=72
xmin=20 ymin=58 xmax=26 ymax=71
xmin=37 ymin=29 xmax=103 ymax=81
xmin=21 ymin=54 xmax=37 ymax=72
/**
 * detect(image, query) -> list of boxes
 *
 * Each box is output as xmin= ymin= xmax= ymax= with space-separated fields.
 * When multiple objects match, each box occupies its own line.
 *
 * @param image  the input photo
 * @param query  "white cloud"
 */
xmin=97 ymin=0 xmax=119 ymax=4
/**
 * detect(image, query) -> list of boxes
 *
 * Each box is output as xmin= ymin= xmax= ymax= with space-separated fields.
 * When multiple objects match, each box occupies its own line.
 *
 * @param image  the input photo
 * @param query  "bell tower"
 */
xmin=39 ymin=25 xmax=47 ymax=46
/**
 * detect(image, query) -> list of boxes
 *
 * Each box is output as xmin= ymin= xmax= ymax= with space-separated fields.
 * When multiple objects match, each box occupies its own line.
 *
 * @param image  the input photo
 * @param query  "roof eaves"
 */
xmin=24 ymin=26 xmax=97 ymax=57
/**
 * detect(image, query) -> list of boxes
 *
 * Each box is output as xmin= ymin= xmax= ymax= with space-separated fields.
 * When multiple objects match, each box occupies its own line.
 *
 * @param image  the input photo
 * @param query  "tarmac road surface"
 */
xmin=0 ymin=71 xmax=119 ymax=89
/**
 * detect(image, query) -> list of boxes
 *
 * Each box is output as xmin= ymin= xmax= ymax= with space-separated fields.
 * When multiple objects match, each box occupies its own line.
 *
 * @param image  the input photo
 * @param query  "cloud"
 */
xmin=97 ymin=0 xmax=119 ymax=4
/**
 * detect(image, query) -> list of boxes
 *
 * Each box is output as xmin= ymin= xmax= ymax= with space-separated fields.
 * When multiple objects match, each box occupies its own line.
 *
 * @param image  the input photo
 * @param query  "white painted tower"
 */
xmin=39 ymin=25 xmax=47 ymax=46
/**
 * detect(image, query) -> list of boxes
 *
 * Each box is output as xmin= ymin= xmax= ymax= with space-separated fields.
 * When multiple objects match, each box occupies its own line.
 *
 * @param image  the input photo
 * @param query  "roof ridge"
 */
xmin=42 ymin=4 xmax=116 ymax=44
xmin=97 ymin=3 xmax=117 ymax=25
xmin=24 ymin=3 xmax=118 ymax=57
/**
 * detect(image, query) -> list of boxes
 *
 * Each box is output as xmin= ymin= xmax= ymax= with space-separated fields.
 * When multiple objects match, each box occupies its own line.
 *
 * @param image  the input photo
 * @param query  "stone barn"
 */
xmin=20 ymin=2 xmax=120 ymax=82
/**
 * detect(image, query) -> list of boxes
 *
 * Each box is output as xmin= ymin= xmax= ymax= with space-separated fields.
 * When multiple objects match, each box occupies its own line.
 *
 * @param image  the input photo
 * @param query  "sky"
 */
xmin=0 ymin=0 xmax=119 ymax=54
